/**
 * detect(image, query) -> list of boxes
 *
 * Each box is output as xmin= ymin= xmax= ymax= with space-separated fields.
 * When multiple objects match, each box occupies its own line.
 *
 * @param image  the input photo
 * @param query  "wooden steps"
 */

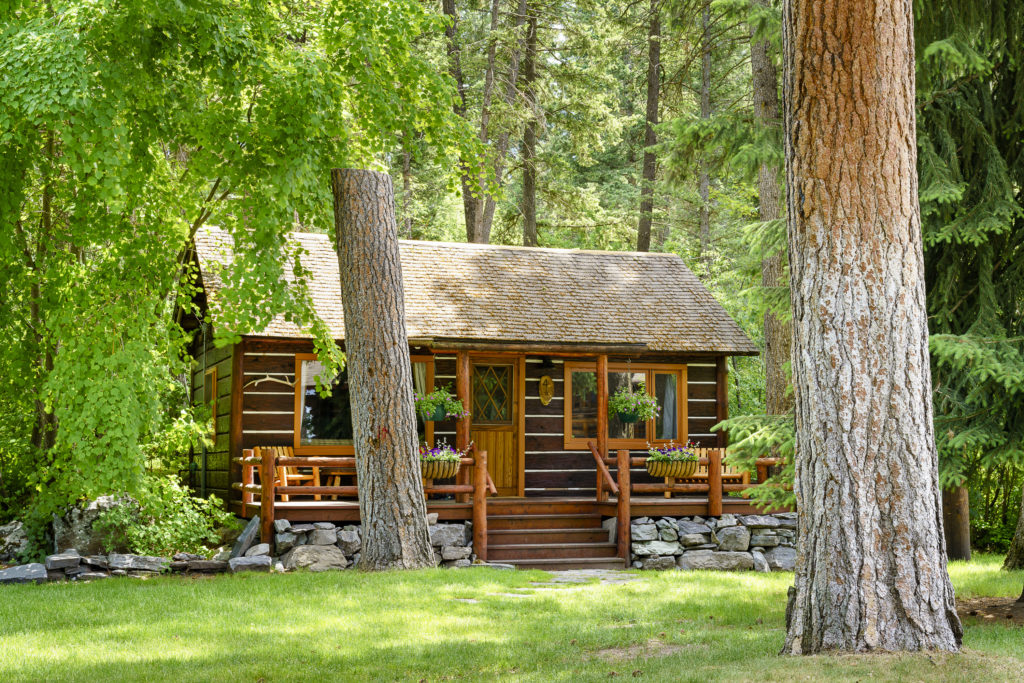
xmin=485 ymin=504 xmax=623 ymax=570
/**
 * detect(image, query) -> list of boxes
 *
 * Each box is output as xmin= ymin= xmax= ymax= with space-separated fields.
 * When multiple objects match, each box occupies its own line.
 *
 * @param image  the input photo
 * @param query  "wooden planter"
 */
xmin=421 ymin=459 xmax=460 ymax=481
xmin=646 ymin=459 xmax=698 ymax=479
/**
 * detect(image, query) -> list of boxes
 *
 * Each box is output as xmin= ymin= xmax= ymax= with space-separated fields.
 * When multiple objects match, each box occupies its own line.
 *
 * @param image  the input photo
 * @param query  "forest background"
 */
xmin=0 ymin=0 xmax=1020 ymax=559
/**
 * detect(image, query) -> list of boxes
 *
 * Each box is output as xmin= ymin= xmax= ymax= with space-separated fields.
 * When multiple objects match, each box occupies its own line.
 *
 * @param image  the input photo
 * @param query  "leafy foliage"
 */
xmin=92 ymin=480 xmax=237 ymax=557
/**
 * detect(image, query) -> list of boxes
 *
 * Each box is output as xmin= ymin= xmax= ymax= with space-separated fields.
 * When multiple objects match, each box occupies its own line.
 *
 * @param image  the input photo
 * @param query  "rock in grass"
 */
xmin=229 ymin=555 xmax=272 ymax=573
xmin=335 ymin=527 xmax=361 ymax=555
xmin=751 ymin=550 xmax=770 ymax=573
xmin=187 ymin=560 xmax=228 ymax=573
xmin=308 ymin=528 xmax=337 ymax=546
xmin=74 ymin=572 xmax=110 ymax=581
xmin=107 ymin=554 xmax=169 ymax=573
xmin=677 ymin=550 xmax=753 ymax=571
xmin=230 ymin=515 xmax=261 ymax=559
xmin=643 ymin=556 xmax=677 ymax=571
xmin=441 ymin=545 xmax=472 ymax=561
xmin=275 ymin=532 xmax=298 ymax=554
xmin=714 ymin=526 xmax=750 ymax=552
xmin=0 ymin=563 xmax=47 ymax=584
xmin=45 ymin=550 xmax=81 ymax=570
xmin=245 ymin=543 xmax=271 ymax=558
xmin=281 ymin=545 xmax=348 ymax=572
xmin=763 ymin=546 xmax=796 ymax=571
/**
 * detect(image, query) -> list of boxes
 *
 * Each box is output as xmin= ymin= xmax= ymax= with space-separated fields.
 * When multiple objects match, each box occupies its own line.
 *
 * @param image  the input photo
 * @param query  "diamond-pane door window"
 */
xmin=472 ymin=365 xmax=512 ymax=424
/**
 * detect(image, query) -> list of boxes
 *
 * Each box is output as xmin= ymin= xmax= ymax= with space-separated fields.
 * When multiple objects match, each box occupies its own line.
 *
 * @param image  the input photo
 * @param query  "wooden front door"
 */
xmin=470 ymin=360 xmax=521 ymax=496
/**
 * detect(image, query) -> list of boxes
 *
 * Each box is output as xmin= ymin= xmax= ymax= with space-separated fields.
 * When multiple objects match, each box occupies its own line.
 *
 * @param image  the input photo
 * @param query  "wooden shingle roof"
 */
xmin=193 ymin=227 xmax=757 ymax=355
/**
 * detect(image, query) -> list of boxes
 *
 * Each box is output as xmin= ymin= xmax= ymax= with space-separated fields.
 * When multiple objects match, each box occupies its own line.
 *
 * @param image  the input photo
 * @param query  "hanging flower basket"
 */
xmin=616 ymin=410 xmax=641 ymax=424
xmin=421 ymin=458 xmax=461 ymax=480
xmin=646 ymin=459 xmax=698 ymax=479
xmin=645 ymin=441 xmax=700 ymax=479
xmin=415 ymin=384 xmax=470 ymax=422
xmin=420 ymin=442 xmax=464 ymax=480
xmin=608 ymin=381 xmax=659 ymax=423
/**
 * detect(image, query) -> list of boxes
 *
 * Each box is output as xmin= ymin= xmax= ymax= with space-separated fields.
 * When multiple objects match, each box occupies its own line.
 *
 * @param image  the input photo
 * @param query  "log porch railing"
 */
xmin=234 ymin=445 xmax=494 ymax=561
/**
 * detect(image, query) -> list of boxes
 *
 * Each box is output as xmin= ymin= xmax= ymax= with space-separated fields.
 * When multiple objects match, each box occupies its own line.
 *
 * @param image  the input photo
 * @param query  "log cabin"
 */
xmin=185 ymin=227 xmax=777 ymax=568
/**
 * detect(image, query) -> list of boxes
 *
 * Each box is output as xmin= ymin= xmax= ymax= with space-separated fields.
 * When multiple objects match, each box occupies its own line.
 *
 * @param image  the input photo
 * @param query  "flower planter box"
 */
xmin=615 ymin=410 xmax=641 ymax=424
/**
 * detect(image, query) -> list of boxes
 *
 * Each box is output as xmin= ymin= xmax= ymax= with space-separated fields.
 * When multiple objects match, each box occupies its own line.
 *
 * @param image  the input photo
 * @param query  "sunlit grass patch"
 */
xmin=0 ymin=557 xmax=1020 ymax=681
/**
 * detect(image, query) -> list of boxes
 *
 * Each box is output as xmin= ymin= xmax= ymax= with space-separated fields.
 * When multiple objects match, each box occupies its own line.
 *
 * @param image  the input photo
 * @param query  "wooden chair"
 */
xmin=666 ymin=447 xmax=749 ymax=499
xmin=253 ymin=446 xmax=319 ymax=502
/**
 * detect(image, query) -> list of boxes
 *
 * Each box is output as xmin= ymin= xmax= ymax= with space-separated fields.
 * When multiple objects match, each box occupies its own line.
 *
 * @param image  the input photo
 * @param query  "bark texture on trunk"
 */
xmin=521 ymin=2 xmax=538 ymax=247
xmin=330 ymin=168 xmax=434 ymax=571
xmin=750 ymin=0 xmax=791 ymax=416
xmin=1004 ymin=485 xmax=1024 ymax=570
xmin=697 ymin=0 xmax=711 ymax=267
xmin=942 ymin=485 xmax=971 ymax=562
xmin=636 ymin=0 xmax=659 ymax=253
xmin=782 ymin=0 xmax=962 ymax=653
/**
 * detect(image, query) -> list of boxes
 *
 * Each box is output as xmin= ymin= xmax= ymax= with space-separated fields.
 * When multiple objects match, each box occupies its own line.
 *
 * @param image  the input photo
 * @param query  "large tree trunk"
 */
xmin=1004 ymin=485 xmax=1024 ymax=570
xmin=750 ymin=0 xmax=791 ymax=416
xmin=697 ymin=0 xmax=711 ymax=267
xmin=781 ymin=0 xmax=962 ymax=653
xmin=636 ymin=0 xmax=659 ymax=252
xmin=330 ymin=168 xmax=434 ymax=571
xmin=521 ymin=2 xmax=538 ymax=247
xmin=942 ymin=485 xmax=971 ymax=561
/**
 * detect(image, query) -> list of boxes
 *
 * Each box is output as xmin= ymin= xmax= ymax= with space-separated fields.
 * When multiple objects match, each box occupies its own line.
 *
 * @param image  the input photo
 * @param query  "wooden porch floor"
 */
xmin=257 ymin=496 xmax=788 ymax=523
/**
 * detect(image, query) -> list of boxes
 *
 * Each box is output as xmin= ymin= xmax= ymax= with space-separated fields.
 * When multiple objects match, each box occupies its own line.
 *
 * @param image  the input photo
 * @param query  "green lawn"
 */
xmin=0 ymin=554 xmax=1021 ymax=682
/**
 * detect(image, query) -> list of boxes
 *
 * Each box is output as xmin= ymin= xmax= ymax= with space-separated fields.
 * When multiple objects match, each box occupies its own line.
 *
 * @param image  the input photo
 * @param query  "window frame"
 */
xmin=292 ymin=353 xmax=434 ymax=455
xmin=562 ymin=361 xmax=688 ymax=450
xmin=470 ymin=361 xmax=516 ymax=428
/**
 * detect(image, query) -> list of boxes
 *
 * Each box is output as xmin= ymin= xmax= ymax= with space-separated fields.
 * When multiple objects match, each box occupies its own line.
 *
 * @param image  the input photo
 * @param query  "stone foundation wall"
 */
xmin=630 ymin=512 xmax=797 ymax=571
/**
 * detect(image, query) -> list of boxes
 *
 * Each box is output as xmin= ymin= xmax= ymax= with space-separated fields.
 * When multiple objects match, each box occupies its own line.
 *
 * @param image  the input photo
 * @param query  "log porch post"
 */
xmin=616 ymin=449 xmax=631 ymax=560
xmin=708 ymin=448 xmax=723 ymax=517
xmin=259 ymin=446 xmax=275 ymax=543
xmin=596 ymin=354 xmax=609 ymax=502
xmin=473 ymin=449 xmax=488 ymax=561
xmin=456 ymin=351 xmax=471 ymax=503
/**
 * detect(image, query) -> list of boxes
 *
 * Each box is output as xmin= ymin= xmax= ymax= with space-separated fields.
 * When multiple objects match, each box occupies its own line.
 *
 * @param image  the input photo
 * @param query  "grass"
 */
xmin=0 ymin=554 xmax=1021 ymax=682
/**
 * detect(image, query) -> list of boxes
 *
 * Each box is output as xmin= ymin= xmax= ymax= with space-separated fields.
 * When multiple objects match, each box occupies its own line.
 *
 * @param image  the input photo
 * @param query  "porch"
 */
xmin=234 ymin=445 xmax=784 ymax=569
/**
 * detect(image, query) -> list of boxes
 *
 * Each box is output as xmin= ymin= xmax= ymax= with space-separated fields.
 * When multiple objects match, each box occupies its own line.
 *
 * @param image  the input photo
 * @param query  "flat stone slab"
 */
xmin=229 ymin=555 xmax=272 ymax=573
xmin=45 ymin=550 xmax=81 ymax=570
xmin=187 ymin=560 xmax=228 ymax=573
xmin=230 ymin=515 xmax=261 ymax=559
xmin=108 ymin=554 xmax=169 ymax=573
xmin=0 ymin=563 xmax=47 ymax=584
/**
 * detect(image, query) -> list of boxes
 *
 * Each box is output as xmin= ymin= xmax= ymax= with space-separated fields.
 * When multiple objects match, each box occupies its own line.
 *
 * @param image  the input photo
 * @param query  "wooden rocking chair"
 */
xmin=253 ymin=446 xmax=320 ymax=501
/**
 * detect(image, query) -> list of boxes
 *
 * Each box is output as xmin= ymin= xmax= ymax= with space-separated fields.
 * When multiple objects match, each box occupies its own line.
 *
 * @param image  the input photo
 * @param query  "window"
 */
xmin=296 ymin=357 xmax=354 ymax=450
xmin=293 ymin=354 xmax=434 ymax=454
xmin=472 ymin=363 xmax=513 ymax=425
xmin=563 ymin=362 xmax=687 ymax=449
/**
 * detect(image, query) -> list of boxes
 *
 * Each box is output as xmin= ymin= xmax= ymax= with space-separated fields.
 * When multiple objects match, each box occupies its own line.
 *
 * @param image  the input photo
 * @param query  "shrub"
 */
xmin=94 ymin=477 xmax=237 ymax=557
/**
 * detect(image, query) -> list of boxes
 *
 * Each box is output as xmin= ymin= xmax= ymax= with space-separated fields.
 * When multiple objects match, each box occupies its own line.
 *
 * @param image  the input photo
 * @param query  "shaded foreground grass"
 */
xmin=0 ymin=554 xmax=1021 ymax=681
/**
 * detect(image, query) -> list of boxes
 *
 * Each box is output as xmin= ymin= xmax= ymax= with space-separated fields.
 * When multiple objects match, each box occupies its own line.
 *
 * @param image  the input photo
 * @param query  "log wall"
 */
xmin=203 ymin=340 xmax=730 ymax=500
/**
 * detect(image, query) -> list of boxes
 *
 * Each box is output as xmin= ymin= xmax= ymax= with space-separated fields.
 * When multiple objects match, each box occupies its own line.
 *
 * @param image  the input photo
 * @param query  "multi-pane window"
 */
xmin=472 ymin=364 xmax=513 ymax=425
xmin=563 ymin=362 xmax=687 ymax=449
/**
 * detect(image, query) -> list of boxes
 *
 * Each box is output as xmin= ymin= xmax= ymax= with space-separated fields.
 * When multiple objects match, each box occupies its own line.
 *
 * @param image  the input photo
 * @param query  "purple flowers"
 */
xmin=646 ymin=440 xmax=698 ymax=462
xmin=419 ymin=441 xmax=464 ymax=463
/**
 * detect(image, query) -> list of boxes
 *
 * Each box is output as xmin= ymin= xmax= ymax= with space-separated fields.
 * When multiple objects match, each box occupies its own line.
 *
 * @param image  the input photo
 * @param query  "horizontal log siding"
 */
xmin=189 ymin=333 xmax=233 ymax=500
xmin=224 ymin=341 xmax=731 ymax=501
